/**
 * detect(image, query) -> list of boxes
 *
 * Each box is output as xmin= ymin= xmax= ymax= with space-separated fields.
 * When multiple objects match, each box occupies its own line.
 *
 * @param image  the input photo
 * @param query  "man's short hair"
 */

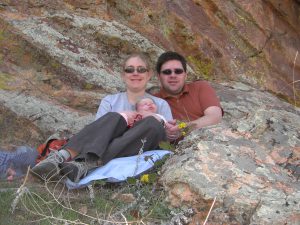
xmin=156 ymin=51 xmax=187 ymax=73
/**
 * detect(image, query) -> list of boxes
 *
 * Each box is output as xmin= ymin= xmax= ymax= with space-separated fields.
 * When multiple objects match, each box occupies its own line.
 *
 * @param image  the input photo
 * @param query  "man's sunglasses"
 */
xmin=124 ymin=67 xmax=148 ymax=74
xmin=161 ymin=68 xmax=184 ymax=75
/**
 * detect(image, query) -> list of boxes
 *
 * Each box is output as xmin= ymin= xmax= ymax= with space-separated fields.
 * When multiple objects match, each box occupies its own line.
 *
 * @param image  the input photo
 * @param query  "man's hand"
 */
xmin=165 ymin=119 xmax=181 ymax=141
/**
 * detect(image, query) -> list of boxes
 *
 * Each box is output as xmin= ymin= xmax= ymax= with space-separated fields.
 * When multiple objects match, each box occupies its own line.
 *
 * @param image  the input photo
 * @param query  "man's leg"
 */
xmin=101 ymin=116 xmax=166 ymax=164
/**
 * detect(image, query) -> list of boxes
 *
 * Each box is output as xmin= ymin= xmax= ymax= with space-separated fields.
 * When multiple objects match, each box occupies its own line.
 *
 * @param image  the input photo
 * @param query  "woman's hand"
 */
xmin=119 ymin=111 xmax=139 ymax=125
xmin=126 ymin=111 xmax=140 ymax=125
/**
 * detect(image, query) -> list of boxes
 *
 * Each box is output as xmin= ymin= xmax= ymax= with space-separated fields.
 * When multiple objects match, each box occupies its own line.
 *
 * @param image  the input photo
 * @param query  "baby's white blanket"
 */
xmin=65 ymin=150 xmax=172 ymax=189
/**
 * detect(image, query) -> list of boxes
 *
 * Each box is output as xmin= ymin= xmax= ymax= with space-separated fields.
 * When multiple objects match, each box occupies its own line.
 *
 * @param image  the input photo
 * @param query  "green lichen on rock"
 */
xmin=162 ymin=24 xmax=172 ymax=39
xmin=168 ymin=15 xmax=196 ymax=49
xmin=50 ymin=60 xmax=61 ymax=70
xmin=93 ymin=32 xmax=139 ymax=53
xmin=0 ymin=72 xmax=14 ymax=90
xmin=0 ymin=29 xmax=5 ymax=41
xmin=84 ymin=83 xmax=96 ymax=90
xmin=187 ymin=55 xmax=214 ymax=80
xmin=162 ymin=15 xmax=215 ymax=80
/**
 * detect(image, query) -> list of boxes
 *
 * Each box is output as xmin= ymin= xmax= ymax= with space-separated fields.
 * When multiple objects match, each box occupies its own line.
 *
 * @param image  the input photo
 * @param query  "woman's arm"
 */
xmin=95 ymin=97 xmax=112 ymax=120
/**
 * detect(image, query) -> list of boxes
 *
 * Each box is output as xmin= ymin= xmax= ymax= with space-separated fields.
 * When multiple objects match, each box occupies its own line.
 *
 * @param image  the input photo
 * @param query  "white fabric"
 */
xmin=154 ymin=113 xmax=167 ymax=123
xmin=65 ymin=150 xmax=172 ymax=189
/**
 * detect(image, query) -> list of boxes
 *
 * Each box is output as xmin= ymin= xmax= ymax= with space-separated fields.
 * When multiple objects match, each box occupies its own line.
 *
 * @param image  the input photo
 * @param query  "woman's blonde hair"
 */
xmin=122 ymin=52 xmax=151 ymax=70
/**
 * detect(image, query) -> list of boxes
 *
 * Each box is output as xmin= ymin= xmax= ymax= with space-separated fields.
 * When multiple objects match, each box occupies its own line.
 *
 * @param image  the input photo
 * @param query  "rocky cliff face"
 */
xmin=84 ymin=0 xmax=300 ymax=105
xmin=0 ymin=1 xmax=299 ymax=224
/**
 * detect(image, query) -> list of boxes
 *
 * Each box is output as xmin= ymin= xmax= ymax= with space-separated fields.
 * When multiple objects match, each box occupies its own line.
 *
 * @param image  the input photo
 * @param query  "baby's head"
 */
xmin=136 ymin=97 xmax=157 ymax=113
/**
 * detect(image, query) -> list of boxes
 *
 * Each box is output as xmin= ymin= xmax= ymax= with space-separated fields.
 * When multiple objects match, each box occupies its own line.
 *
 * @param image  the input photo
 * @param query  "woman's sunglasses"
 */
xmin=124 ymin=67 xmax=148 ymax=74
xmin=161 ymin=68 xmax=184 ymax=75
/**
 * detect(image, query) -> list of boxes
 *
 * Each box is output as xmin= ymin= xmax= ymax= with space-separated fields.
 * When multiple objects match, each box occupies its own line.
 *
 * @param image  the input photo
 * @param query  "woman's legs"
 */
xmin=101 ymin=116 xmax=166 ymax=164
xmin=31 ymin=112 xmax=128 ymax=180
xmin=65 ymin=112 xmax=128 ymax=161
xmin=32 ymin=113 xmax=166 ymax=182
xmin=61 ymin=116 xmax=166 ymax=182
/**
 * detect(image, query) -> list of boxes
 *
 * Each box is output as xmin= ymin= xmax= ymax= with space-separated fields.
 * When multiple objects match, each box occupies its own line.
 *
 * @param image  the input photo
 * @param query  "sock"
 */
xmin=58 ymin=149 xmax=71 ymax=161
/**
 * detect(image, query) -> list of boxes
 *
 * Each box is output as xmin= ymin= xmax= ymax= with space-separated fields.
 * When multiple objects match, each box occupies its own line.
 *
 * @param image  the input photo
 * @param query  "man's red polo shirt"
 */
xmin=154 ymin=81 xmax=222 ymax=121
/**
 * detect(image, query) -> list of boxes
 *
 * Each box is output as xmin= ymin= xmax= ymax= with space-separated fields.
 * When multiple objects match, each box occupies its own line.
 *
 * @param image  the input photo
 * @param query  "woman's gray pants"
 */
xmin=65 ymin=112 xmax=166 ymax=164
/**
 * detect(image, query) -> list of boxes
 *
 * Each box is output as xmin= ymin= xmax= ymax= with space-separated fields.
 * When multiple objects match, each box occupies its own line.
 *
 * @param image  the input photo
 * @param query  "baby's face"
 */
xmin=136 ymin=98 xmax=157 ymax=113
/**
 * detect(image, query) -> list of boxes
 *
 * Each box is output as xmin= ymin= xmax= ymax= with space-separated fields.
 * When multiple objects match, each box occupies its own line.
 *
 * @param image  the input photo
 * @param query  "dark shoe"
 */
xmin=60 ymin=161 xmax=99 ymax=183
xmin=31 ymin=151 xmax=64 ymax=180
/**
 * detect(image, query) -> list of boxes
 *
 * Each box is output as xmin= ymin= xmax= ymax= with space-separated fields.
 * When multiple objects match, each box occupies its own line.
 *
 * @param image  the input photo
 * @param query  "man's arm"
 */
xmin=188 ymin=106 xmax=222 ymax=129
xmin=165 ymin=106 xmax=222 ymax=141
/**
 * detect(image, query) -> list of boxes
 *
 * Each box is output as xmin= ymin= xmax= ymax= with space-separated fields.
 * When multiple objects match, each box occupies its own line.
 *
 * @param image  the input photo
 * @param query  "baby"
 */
xmin=136 ymin=97 xmax=166 ymax=122
xmin=120 ymin=97 xmax=166 ymax=127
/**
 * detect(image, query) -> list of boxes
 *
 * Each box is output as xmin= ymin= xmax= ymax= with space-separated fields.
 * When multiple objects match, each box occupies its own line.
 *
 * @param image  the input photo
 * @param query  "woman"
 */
xmin=31 ymin=53 xmax=173 ymax=183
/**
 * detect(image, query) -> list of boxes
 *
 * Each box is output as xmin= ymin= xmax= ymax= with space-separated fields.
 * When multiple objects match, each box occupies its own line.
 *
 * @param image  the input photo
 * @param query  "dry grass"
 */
xmin=292 ymin=51 xmax=299 ymax=107
xmin=1 ymin=158 xmax=185 ymax=225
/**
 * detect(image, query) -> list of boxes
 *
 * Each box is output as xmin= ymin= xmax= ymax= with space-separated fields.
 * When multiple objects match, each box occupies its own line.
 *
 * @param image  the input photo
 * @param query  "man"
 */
xmin=154 ymin=51 xmax=223 ymax=140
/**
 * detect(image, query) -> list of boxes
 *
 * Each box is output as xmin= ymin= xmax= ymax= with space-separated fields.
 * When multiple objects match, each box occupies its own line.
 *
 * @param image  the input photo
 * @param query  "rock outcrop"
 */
xmin=160 ymin=82 xmax=300 ymax=224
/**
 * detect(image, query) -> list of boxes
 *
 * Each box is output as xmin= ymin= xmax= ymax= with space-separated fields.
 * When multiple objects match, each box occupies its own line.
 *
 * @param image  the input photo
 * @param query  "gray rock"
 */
xmin=160 ymin=82 xmax=300 ymax=225
xmin=0 ymin=90 xmax=94 ymax=133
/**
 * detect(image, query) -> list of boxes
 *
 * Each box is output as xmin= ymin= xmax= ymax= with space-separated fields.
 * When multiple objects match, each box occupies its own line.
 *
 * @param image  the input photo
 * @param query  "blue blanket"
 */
xmin=0 ymin=146 xmax=38 ymax=179
xmin=66 ymin=150 xmax=172 ymax=189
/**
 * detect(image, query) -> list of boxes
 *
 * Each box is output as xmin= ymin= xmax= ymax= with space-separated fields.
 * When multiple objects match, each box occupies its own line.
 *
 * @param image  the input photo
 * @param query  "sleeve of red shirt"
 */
xmin=197 ymin=81 xmax=224 ymax=116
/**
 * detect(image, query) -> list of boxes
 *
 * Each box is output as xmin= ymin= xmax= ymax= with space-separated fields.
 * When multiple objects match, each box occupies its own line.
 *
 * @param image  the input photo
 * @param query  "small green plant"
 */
xmin=159 ymin=120 xmax=196 ymax=151
xmin=159 ymin=140 xmax=176 ymax=151
xmin=0 ymin=189 xmax=16 ymax=224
